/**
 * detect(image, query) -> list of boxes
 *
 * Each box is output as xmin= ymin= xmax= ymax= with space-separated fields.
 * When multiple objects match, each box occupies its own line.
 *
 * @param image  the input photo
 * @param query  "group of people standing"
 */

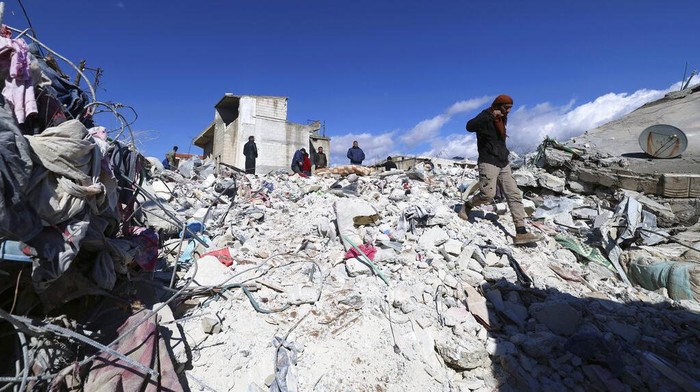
xmin=243 ymin=135 xmax=331 ymax=177
xmin=291 ymin=145 xmax=329 ymax=176
xmin=241 ymin=137 xmax=366 ymax=177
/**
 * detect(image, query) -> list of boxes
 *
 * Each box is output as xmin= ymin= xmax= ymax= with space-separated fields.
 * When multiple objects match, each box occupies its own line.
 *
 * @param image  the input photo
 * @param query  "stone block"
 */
xmin=662 ymin=173 xmax=690 ymax=198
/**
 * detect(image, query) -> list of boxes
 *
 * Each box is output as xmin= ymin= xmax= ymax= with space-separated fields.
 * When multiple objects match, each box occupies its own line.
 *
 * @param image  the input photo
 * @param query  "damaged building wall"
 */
xmin=194 ymin=94 xmax=323 ymax=173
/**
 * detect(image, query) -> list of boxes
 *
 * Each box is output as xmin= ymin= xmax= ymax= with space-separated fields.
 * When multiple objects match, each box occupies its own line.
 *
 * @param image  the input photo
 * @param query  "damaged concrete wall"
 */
xmin=196 ymin=94 xmax=323 ymax=173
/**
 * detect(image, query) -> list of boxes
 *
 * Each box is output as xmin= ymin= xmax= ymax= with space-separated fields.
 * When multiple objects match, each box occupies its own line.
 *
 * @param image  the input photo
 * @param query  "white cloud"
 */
xmin=506 ymin=88 xmax=669 ymax=154
xmin=400 ymin=96 xmax=491 ymax=146
xmin=329 ymin=77 xmax=700 ymax=165
xmin=329 ymin=131 xmax=397 ymax=166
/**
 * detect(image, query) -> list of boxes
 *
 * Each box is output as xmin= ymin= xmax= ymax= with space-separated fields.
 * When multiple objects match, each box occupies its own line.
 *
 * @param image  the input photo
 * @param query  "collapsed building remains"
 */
xmin=0 ymin=15 xmax=699 ymax=392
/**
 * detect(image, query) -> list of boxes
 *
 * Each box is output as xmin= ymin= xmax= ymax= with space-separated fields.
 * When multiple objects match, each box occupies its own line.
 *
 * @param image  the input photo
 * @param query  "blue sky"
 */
xmin=4 ymin=0 xmax=699 ymax=166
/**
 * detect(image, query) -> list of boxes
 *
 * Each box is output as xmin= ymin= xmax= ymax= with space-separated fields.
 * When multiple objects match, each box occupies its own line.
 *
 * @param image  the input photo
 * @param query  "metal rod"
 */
xmin=6 ymin=25 xmax=96 ymax=104
xmin=169 ymin=222 xmax=188 ymax=288
xmin=122 ymin=175 xmax=209 ymax=248
xmin=11 ymin=315 xmax=158 ymax=378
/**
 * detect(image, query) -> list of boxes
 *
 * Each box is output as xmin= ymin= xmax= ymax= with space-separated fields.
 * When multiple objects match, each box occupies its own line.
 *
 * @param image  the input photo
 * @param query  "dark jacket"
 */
xmin=315 ymin=152 xmax=328 ymax=169
xmin=243 ymin=141 xmax=258 ymax=160
xmin=347 ymin=146 xmax=365 ymax=165
xmin=466 ymin=109 xmax=510 ymax=168
xmin=292 ymin=149 xmax=305 ymax=169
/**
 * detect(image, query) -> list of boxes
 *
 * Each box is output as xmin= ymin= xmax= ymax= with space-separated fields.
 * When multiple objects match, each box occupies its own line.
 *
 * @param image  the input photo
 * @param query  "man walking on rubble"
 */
xmin=347 ymin=140 xmax=365 ymax=165
xmin=460 ymin=94 xmax=543 ymax=245
xmin=165 ymin=146 xmax=178 ymax=170
xmin=243 ymin=135 xmax=258 ymax=174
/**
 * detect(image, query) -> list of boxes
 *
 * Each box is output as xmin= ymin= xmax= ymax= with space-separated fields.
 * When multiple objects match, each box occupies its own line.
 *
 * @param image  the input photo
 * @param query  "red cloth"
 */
xmin=491 ymin=94 xmax=513 ymax=107
xmin=201 ymin=247 xmax=235 ymax=267
xmin=490 ymin=94 xmax=512 ymax=140
xmin=344 ymin=243 xmax=377 ymax=261
xmin=302 ymin=155 xmax=312 ymax=172
xmin=128 ymin=227 xmax=159 ymax=271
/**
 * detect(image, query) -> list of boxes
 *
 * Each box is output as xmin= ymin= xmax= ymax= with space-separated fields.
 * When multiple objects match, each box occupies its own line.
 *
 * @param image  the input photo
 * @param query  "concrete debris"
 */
xmin=1 ymin=26 xmax=700 ymax=392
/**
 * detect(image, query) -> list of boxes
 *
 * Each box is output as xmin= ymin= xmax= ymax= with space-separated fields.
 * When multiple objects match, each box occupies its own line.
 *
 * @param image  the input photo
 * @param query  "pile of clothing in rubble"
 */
xmin=0 ymin=31 xmax=152 ymax=311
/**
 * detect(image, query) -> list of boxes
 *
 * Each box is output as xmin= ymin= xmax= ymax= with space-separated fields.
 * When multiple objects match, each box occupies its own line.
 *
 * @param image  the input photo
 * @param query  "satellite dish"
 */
xmin=638 ymin=124 xmax=687 ymax=158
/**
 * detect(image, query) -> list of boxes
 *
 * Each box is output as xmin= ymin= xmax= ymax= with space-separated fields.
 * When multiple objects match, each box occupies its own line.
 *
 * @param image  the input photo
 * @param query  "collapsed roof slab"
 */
xmin=566 ymin=83 xmax=700 ymax=178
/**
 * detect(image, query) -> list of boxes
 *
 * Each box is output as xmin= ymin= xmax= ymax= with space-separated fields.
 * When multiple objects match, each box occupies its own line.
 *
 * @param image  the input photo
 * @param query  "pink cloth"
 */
xmin=344 ymin=243 xmax=377 ymax=260
xmin=0 ymin=37 xmax=37 ymax=123
xmin=128 ymin=227 xmax=159 ymax=271
xmin=201 ymin=247 xmax=235 ymax=267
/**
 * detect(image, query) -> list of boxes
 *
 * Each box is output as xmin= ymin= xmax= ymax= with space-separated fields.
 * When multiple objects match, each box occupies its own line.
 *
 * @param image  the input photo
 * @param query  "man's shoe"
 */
xmin=514 ymin=231 xmax=544 ymax=245
xmin=458 ymin=202 xmax=472 ymax=221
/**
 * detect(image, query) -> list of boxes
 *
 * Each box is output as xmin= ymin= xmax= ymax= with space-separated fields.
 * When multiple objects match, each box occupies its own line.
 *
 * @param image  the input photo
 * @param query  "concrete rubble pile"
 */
xmin=1 ymin=27 xmax=699 ymax=392
xmin=2 ymin=125 xmax=700 ymax=390
xmin=133 ymin=151 xmax=698 ymax=391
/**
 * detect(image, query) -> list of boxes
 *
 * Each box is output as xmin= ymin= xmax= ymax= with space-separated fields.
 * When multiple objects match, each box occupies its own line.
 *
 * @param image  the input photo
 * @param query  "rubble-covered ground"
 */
xmin=3 ymin=134 xmax=700 ymax=391
xmin=142 ymin=156 xmax=700 ymax=392
xmin=0 ymin=19 xmax=699 ymax=391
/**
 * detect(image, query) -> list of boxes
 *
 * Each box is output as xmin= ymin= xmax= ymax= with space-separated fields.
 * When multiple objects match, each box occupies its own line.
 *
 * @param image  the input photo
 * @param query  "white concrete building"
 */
xmin=194 ymin=93 xmax=330 ymax=174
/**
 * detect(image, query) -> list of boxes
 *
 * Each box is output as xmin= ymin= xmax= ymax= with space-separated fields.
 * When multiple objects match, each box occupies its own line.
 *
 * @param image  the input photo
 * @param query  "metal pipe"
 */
xmin=122 ymin=175 xmax=209 ymax=248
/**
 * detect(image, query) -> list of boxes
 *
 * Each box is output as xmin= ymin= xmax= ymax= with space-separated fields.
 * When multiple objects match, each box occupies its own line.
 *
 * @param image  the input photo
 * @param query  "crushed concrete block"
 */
xmin=442 ymin=273 xmax=459 ymax=289
xmin=513 ymin=170 xmax=538 ymax=187
xmin=442 ymin=239 xmax=462 ymax=256
xmin=606 ymin=320 xmax=640 ymax=343
xmin=185 ymin=255 xmax=235 ymax=287
xmin=288 ymin=284 xmax=318 ymax=305
xmin=201 ymin=316 xmax=221 ymax=334
xmin=152 ymin=179 xmax=173 ymax=201
xmin=345 ymin=257 xmax=372 ymax=277
xmin=191 ymin=207 xmax=209 ymax=223
xmin=482 ymin=266 xmax=517 ymax=282
xmin=538 ymin=172 xmax=566 ymax=193
xmin=523 ymin=199 xmax=536 ymax=215
xmin=484 ymin=252 xmax=501 ymax=267
xmin=486 ymin=338 xmax=517 ymax=358
xmin=443 ymin=306 xmax=470 ymax=327
xmin=435 ymin=334 xmax=488 ymax=370
xmin=531 ymin=301 xmax=582 ymax=335
xmin=418 ymin=227 xmax=449 ymax=250
xmin=567 ymin=179 xmax=596 ymax=194
xmin=511 ymin=331 xmax=566 ymax=359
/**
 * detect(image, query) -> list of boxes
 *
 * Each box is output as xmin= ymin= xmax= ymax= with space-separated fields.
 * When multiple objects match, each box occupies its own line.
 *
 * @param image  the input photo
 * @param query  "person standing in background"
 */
xmin=315 ymin=146 xmax=328 ymax=169
xmin=243 ymin=135 xmax=258 ymax=174
xmin=346 ymin=140 xmax=365 ymax=165
xmin=165 ymin=146 xmax=178 ymax=169
xmin=384 ymin=156 xmax=397 ymax=171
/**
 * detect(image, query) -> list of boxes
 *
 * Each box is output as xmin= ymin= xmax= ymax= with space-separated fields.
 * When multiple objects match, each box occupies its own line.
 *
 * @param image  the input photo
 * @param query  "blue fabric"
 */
xmin=347 ymin=146 xmax=365 ymax=164
xmin=0 ymin=240 xmax=31 ymax=262
xmin=28 ymin=43 xmax=93 ymax=128
xmin=292 ymin=150 xmax=304 ymax=166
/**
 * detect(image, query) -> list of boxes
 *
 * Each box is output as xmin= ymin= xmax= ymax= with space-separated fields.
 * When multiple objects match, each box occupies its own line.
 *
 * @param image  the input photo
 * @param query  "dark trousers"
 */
xmin=245 ymin=158 xmax=256 ymax=174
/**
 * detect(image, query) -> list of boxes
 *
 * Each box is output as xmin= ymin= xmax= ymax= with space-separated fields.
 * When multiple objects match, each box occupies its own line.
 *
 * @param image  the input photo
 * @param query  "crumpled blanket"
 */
xmin=84 ymin=313 xmax=183 ymax=392
xmin=25 ymin=119 xmax=105 ymax=225
xmin=0 ymin=106 xmax=41 ymax=241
